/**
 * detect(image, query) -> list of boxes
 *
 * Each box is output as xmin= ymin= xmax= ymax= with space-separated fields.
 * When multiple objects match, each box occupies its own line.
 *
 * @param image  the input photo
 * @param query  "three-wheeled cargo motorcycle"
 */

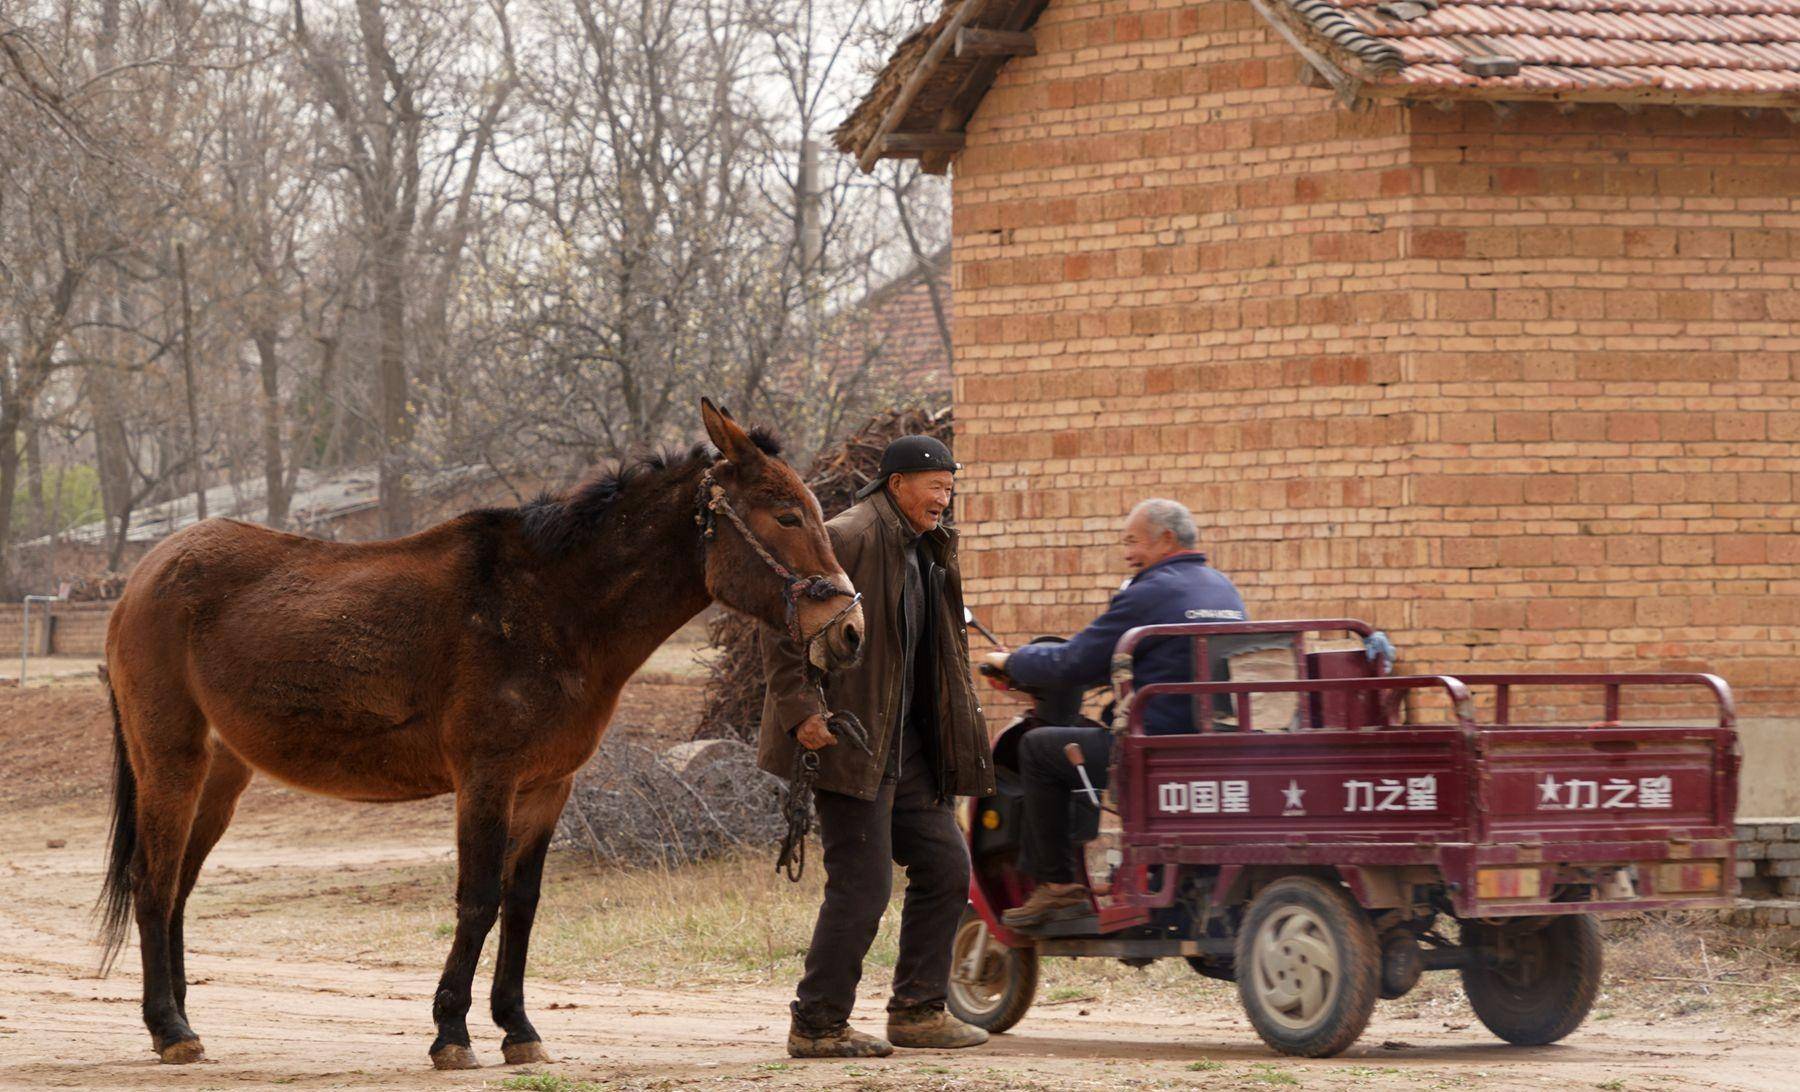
xmin=949 ymin=619 xmax=1740 ymax=1057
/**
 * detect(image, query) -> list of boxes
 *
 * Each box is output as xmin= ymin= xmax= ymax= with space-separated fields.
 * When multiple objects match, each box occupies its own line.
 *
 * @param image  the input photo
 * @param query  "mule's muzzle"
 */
xmin=804 ymin=577 xmax=865 ymax=672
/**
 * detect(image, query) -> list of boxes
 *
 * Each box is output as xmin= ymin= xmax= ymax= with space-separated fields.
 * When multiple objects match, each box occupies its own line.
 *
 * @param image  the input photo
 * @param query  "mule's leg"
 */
xmin=169 ymin=747 xmax=253 ymax=1021
xmin=429 ymin=780 xmax=516 ymax=1070
xmin=492 ymin=777 xmax=573 ymax=1065
xmin=122 ymin=700 xmax=211 ymax=1064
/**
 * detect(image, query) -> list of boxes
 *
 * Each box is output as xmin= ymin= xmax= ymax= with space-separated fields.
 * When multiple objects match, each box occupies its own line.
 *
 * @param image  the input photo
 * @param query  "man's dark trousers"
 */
xmin=791 ymin=759 xmax=969 ymax=1031
xmin=1017 ymin=725 xmax=1114 ymax=884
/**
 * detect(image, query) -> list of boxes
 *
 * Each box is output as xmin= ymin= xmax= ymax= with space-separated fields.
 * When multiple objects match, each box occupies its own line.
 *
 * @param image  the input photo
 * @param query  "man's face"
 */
xmin=888 ymin=470 xmax=955 ymax=534
xmin=1122 ymin=509 xmax=1179 ymax=572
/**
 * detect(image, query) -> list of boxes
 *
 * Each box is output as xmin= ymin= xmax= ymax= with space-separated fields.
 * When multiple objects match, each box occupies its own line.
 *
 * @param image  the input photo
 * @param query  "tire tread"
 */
xmin=947 ymin=908 xmax=1039 ymax=1035
xmin=1233 ymin=875 xmax=1381 ymax=1058
xmin=1461 ymin=915 xmax=1602 ymax=1046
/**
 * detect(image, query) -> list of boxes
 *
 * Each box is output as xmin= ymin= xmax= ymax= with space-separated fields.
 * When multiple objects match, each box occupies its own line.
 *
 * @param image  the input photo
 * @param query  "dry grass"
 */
xmin=257 ymin=848 xmax=1800 ymax=1033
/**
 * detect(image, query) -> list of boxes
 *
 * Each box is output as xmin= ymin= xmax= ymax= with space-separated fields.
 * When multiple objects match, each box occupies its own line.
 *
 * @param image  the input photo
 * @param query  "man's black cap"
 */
xmin=856 ymin=435 xmax=960 ymax=499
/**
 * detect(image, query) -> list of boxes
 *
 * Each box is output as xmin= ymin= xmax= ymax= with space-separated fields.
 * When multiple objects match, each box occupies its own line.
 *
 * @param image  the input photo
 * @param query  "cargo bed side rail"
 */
xmin=1449 ymin=673 xmax=1735 ymax=729
xmin=1126 ymin=676 xmax=1479 ymax=735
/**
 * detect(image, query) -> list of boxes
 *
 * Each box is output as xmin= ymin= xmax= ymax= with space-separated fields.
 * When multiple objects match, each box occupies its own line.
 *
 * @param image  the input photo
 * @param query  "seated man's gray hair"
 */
xmin=1132 ymin=498 xmax=1199 ymax=549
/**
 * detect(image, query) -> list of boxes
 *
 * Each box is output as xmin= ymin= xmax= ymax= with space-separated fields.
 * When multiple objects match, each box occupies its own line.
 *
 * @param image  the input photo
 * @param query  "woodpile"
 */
xmin=695 ymin=405 xmax=953 ymax=743
xmin=556 ymin=737 xmax=786 ymax=867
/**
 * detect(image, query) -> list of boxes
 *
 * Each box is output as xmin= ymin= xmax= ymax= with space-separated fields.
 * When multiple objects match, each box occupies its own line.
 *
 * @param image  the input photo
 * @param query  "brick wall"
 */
xmin=949 ymin=0 xmax=1798 ymax=725
xmin=0 ymin=602 xmax=112 ymax=656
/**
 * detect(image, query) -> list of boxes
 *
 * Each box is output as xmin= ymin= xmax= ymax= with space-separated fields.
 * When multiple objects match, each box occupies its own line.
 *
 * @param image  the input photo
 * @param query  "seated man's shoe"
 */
xmin=886 ymin=1006 xmax=989 ymax=1049
xmin=787 ymin=1019 xmax=895 ymax=1059
xmin=1001 ymin=881 xmax=1092 ymax=929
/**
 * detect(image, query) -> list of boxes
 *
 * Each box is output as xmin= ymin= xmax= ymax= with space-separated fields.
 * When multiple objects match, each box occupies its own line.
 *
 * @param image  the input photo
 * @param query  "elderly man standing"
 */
xmin=759 ymin=436 xmax=996 ymax=1059
xmin=983 ymin=498 xmax=1247 ymax=929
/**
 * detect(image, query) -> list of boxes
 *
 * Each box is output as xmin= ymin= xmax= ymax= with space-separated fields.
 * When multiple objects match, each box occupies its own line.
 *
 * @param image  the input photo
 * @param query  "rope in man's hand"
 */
xmin=775 ymin=677 xmax=871 ymax=882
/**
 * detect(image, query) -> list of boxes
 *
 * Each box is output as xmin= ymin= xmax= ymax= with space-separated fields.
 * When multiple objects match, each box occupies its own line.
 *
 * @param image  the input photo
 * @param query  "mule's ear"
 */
xmin=701 ymin=397 xmax=763 ymax=465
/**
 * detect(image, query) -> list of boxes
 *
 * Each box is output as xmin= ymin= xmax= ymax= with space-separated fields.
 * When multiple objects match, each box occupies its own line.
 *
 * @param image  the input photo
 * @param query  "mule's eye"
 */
xmin=776 ymin=512 xmax=802 ymax=528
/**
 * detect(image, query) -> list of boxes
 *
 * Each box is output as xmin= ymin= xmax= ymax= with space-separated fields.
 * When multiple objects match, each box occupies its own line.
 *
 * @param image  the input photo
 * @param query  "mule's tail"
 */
xmin=96 ymin=667 xmax=136 ymax=976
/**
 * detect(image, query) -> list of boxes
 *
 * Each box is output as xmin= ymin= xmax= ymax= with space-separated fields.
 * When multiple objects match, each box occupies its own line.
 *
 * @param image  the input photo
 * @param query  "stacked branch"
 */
xmin=695 ymin=405 xmax=952 ymax=744
xmin=556 ymin=738 xmax=787 ymax=867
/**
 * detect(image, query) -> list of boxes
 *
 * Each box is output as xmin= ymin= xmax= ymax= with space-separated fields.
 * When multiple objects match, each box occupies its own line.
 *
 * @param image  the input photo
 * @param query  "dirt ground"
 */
xmin=2 ymin=678 xmax=1797 ymax=1091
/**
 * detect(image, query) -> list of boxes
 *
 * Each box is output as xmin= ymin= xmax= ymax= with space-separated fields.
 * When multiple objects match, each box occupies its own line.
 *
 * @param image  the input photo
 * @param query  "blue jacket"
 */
xmin=1004 ymin=553 xmax=1247 ymax=735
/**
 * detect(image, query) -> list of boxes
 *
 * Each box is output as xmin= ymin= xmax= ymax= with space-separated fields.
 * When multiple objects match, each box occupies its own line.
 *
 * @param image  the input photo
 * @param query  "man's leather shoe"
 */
xmin=887 ymin=1007 xmax=988 ymax=1049
xmin=1001 ymin=881 xmax=1092 ymax=929
xmin=787 ymin=1020 xmax=894 ymax=1058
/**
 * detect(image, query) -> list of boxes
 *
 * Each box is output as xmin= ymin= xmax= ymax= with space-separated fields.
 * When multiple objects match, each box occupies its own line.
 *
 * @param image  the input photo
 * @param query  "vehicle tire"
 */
xmin=1460 ymin=915 xmax=1602 ymax=1046
xmin=947 ymin=906 xmax=1038 ymax=1034
xmin=1234 ymin=876 xmax=1381 ymax=1058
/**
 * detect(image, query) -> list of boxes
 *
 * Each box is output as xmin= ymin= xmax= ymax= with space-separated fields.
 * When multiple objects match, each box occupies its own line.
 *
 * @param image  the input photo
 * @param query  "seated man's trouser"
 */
xmin=1017 ymin=725 xmax=1113 ymax=885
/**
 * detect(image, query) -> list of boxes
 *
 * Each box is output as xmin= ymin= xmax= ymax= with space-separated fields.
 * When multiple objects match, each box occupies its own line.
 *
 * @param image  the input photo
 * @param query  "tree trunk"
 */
xmin=0 ymin=397 xmax=22 ymax=598
xmin=374 ymin=250 xmax=412 ymax=536
xmin=91 ymin=289 xmax=134 ymax=570
xmin=254 ymin=330 xmax=290 ymax=528
xmin=24 ymin=414 xmax=46 ymax=536
xmin=177 ymin=243 xmax=206 ymax=520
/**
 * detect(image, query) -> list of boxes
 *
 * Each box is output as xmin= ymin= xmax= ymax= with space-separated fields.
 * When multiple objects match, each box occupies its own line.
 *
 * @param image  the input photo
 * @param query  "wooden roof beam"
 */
xmin=1247 ymin=0 xmax=1364 ymax=107
xmin=880 ymin=132 xmax=967 ymax=155
xmin=922 ymin=0 xmax=1054 ymax=173
xmin=857 ymin=0 xmax=984 ymax=173
xmin=956 ymin=27 xmax=1035 ymax=58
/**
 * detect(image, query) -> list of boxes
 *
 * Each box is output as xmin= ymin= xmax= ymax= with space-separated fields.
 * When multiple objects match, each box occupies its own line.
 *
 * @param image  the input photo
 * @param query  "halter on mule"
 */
xmin=696 ymin=467 xmax=870 ymax=880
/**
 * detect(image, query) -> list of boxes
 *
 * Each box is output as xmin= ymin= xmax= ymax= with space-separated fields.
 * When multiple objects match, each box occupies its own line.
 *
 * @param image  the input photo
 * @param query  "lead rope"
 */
xmin=695 ymin=468 xmax=869 ymax=881
xmin=775 ymin=677 xmax=869 ymax=882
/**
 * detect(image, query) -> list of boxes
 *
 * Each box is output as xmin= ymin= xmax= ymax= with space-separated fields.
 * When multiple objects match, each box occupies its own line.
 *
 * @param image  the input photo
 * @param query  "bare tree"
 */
xmin=1 ymin=0 xmax=951 ymax=591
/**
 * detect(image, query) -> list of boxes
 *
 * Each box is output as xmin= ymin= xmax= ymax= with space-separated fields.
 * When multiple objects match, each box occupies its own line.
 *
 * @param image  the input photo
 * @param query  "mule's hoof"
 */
xmin=158 ymin=1038 xmax=206 ymax=1065
xmin=430 ymin=1043 xmax=480 ymax=1070
xmin=503 ymin=1041 xmax=554 ymax=1065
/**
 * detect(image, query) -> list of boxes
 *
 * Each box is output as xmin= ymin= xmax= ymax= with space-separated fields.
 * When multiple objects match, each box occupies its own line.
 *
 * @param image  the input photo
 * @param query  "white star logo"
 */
xmin=1282 ymin=780 xmax=1306 ymax=812
xmin=1539 ymin=776 xmax=1561 ymax=805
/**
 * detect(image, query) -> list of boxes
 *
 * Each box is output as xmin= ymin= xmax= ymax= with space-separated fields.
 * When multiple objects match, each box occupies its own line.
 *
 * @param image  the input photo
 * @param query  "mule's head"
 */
xmin=699 ymin=398 xmax=864 ymax=671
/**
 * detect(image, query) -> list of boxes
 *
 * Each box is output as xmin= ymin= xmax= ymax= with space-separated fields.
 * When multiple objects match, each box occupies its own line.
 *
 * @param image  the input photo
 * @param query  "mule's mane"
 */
xmin=515 ymin=429 xmax=783 ymax=557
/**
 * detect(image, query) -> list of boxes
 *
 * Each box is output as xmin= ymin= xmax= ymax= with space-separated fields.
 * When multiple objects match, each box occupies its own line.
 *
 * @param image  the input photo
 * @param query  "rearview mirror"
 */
xmin=963 ymin=608 xmax=999 ymax=647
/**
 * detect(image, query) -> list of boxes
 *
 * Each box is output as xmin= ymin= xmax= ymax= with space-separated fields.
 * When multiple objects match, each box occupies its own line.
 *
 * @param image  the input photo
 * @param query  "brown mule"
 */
xmin=95 ymin=399 xmax=863 ymax=1068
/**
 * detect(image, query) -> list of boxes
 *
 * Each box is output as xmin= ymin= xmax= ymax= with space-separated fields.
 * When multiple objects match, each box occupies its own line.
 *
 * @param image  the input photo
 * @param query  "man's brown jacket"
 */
xmin=758 ymin=490 xmax=995 ymax=801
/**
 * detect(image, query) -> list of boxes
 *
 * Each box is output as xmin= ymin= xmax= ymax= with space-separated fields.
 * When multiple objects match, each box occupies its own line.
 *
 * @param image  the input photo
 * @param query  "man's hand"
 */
xmin=794 ymin=714 xmax=837 ymax=751
xmin=981 ymin=651 xmax=1013 ymax=691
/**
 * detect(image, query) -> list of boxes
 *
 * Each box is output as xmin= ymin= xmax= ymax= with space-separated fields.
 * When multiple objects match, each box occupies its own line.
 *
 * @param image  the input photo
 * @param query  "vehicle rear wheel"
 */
xmin=947 ymin=906 xmax=1038 ymax=1034
xmin=1234 ymin=876 xmax=1380 ymax=1058
xmin=1460 ymin=915 xmax=1602 ymax=1046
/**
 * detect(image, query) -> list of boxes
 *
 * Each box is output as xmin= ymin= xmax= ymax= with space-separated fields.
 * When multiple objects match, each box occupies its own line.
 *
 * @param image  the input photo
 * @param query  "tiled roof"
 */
xmin=1283 ymin=0 xmax=1800 ymax=103
xmin=837 ymin=0 xmax=1800 ymax=169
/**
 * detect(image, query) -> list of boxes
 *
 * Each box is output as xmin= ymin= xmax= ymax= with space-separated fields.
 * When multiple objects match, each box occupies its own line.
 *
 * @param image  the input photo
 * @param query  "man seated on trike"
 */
xmin=981 ymin=497 xmax=1247 ymax=929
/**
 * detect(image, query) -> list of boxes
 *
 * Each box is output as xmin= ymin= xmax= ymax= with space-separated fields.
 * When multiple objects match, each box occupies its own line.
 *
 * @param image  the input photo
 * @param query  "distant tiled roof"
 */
xmin=1276 ymin=0 xmax=1800 ymax=104
xmin=814 ymin=250 xmax=954 ymax=393
xmin=29 ymin=463 xmax=497 ymax=548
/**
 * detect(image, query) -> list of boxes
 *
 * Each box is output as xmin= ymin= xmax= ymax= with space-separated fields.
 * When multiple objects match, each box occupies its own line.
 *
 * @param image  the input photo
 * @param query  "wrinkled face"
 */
xmin=887 ymin=470 xmax=955 ymax=534
xmin=1122 ymin=508 xmax=1180 ymax=572
xmin=700 ymin=400 xmax=864 ymax=670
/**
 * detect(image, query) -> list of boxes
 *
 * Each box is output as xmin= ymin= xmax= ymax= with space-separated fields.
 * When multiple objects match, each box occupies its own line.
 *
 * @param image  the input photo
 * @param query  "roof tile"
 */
xmin=1303 ymin=0 xmax=1800 ymax=100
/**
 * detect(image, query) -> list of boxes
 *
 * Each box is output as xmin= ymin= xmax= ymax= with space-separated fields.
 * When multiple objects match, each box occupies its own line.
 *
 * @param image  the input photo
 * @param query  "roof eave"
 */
xmin=1361 ymin=83 xmax=1800 ymax=113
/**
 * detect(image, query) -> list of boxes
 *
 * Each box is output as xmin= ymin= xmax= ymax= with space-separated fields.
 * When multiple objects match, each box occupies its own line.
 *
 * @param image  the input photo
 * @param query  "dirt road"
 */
xmin=2 ymin=681 xmax=1796 ymax=1091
